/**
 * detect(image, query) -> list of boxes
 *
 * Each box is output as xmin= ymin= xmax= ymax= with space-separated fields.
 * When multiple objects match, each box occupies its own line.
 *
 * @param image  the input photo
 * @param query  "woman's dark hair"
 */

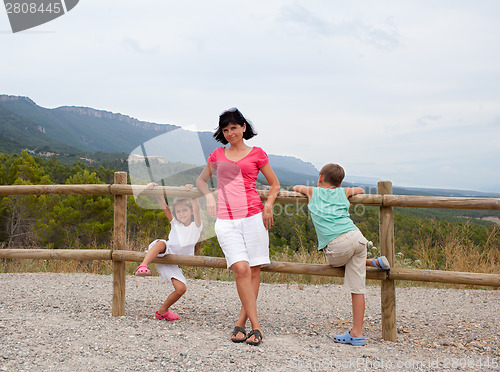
xmin=213 ymin=107 xmax=258 ymax=144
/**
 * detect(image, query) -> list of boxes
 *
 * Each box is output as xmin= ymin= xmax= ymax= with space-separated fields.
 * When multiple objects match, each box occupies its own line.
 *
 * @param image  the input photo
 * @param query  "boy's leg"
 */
xmin=350 ymin=293 xmax=365 ymax=337
xmin=158 ymin=278 xmax=186 ymax=313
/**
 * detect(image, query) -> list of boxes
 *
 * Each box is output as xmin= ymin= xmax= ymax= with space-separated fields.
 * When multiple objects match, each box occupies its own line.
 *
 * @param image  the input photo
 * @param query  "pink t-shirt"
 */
xmin=208 ymin=146 xmax=269 ymax=220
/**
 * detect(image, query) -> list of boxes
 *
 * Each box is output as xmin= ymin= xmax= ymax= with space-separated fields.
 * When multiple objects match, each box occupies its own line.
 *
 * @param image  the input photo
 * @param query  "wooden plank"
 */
xmin=0 ymin=249 xmax=111 ymax=260
xmin=384 ymin=195 xmax=500 ymax=210
xmin=389 ymin=268 xmax=500 ymax=287
xmin=0 ymin=184 xmax=111 ymax=195
xmin=1 ymin=184 xmax=498 ymax=210
xmin=2 ymin=249 xmax=496 ymax=286
xmin=112 ymin=172 xmax=127 ymax=317
xmin=379 ymin=181 xmax=397 ymax=342
xmin=111 ymin=250 xmax=387 ymax=280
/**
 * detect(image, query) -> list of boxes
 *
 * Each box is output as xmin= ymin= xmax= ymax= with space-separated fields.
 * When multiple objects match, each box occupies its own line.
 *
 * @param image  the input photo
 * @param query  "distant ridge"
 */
xmin=0 ymin=94 xmax=319 ymax=186
xmin=56 ymin=106 xmax=179 ymax=132
xmin=1 ymin=94 xmax=498 ymax=196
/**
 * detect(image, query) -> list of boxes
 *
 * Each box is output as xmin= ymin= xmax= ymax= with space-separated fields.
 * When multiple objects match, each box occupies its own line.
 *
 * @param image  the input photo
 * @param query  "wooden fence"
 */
xmin=1 ymin=171 xmax=499 ymax=342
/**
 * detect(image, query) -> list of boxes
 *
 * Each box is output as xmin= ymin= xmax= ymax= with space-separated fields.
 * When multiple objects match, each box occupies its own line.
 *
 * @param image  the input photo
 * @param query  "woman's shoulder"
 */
xmin=251 ymin=146 xmax=268 ymax=157
xmin=208 ymin=146 xmax=226 ymax=160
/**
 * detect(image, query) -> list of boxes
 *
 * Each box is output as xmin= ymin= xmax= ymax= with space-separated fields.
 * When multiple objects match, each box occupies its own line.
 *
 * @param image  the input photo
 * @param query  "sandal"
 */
xmin=155 ymin=309 xmax=179 ymax=321
xmin=231 ymin=326 xmax=247 ymax=343
xmin=333 ymin=331 xmax=366 ymax=346
xmin=372 ymin=256 xmax=390 ymax=271
xmin=135 ymin=264 xmax=151 ymax=276
xmin=245 ymin=329 xmax=263 ymax=346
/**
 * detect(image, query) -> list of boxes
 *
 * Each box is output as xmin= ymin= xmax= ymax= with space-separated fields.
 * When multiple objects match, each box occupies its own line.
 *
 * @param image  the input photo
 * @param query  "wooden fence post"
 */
xmin=379 ymin=181 xmax=397 ymax=341
xmin=112 ymin=172 xmax=127 ymax=317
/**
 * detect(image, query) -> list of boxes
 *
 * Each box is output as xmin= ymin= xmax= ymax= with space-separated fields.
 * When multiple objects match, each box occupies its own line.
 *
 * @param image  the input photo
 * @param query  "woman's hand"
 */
xmin=205 ymin=193 xmax=217 ymax=218
xmin=146 ymin=182 xmax=158 ymax=189
xmin=262 ymin=202 xmax=274 ymax=230
xmin=184 ymin=184 xmax=194 ymax=191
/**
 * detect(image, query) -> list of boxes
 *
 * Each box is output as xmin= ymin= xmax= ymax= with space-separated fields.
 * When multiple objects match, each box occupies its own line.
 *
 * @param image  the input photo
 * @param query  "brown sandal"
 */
xmin=245 ymin=329 xmax=263 ymax=346
xmin=231 ymin=326 xmax=246 ymax=343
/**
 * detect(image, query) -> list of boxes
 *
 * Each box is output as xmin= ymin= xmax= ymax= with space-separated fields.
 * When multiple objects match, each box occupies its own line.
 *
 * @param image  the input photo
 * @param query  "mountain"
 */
xmin=1 ymin=94 xmax=498 ymax=196
xmin=0 ymin=94 xmax=319 ymax=186
xmin=0 ymin=95 xmax=179 ymax=153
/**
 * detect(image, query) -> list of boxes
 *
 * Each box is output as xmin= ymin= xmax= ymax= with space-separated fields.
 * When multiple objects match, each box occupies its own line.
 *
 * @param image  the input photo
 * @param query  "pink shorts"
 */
xmin=323 ymin=229 xmax=368 ymax=294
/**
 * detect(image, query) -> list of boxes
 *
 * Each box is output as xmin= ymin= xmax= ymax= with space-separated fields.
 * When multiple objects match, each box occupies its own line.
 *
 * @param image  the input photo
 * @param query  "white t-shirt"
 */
xmin=148 ymin=219 xmax=203 ymax=285
xmin=165 ymin=218 xmax=203 ymax=255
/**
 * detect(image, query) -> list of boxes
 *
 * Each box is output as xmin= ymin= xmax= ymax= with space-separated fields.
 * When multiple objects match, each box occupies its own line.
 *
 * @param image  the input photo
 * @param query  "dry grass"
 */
xmin=413 ymin=223 xmax=500 ymax=274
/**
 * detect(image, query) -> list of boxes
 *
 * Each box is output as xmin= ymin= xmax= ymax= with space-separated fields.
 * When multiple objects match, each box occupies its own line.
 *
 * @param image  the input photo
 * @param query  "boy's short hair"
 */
xmin=320 ymin=163 xmax=345 ymax=186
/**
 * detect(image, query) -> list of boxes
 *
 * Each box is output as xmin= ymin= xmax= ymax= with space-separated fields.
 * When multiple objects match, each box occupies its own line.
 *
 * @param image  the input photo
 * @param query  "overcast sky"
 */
xmin=1 ymin=1 xmax=499 ymax=192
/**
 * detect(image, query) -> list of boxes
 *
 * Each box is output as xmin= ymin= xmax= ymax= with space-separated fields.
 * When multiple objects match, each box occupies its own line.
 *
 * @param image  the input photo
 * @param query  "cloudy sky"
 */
xmin=1 ymin=1 xmax=499 ymax=192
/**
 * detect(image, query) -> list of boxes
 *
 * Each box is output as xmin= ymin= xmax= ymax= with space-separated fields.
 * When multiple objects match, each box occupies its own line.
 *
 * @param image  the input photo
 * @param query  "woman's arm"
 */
xmin=196 ymin=163 xmax=217 ymax=218
xmin=259 ymin=163 xmax=280 ymax=230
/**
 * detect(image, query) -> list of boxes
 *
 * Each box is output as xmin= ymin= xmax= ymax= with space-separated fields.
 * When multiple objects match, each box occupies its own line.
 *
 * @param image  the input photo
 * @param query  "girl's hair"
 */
xmin=320 ymin=163 xmax=345 ymax=187
xmin=172 ymin=197 xmax=193 ymax=221
xmin=213 ymin=107 xmax=258 ymax=144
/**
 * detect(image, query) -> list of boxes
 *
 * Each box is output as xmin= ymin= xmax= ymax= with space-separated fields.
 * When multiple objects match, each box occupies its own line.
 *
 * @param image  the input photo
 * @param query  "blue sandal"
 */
xmin=372 ymin=256 xmax=390 ymax=270
xmin=333 ymin=331 xmax=366 ymax=346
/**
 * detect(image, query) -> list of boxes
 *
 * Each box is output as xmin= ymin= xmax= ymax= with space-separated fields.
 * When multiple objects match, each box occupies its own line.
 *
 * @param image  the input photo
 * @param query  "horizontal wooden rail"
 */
xmin=381 ymin=195 xmax=500 ymax=210
xmin=1 ymin=184 xmax=499 ymax=210
xmin=389 ymin=268 xmax=500 ymax=287
xmin=0 ymin=249 xmax=111 ymax=260
xmin=112 ymin=250 xmax=388 ymax=280
xmin=2 ymin=249 xmax=498 ymax=287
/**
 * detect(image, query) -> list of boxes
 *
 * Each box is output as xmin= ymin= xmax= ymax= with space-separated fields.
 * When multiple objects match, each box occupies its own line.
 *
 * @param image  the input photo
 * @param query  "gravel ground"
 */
xmin=0 ymin=273 xmax=499 ymax=371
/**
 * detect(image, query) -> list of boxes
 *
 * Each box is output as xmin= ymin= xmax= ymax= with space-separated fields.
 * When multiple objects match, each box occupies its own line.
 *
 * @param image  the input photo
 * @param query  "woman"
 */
xmin=196 ymin=107 xmax=280 ymax=346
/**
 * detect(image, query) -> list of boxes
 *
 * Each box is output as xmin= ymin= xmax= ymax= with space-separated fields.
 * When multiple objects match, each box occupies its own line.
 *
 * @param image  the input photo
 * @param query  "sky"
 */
xmin=1 ymin=1 xmax=499 ymax=192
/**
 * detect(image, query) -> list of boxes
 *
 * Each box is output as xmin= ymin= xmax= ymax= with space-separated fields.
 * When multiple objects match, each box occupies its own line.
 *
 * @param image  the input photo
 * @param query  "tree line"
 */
xmin=1 ymin=151 xmax=498 ymax=272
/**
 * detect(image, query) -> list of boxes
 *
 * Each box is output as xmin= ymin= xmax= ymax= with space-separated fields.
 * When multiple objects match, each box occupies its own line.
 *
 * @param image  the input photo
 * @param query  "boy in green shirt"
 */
xmin=293 ymin=163 xmax=390 ymax=346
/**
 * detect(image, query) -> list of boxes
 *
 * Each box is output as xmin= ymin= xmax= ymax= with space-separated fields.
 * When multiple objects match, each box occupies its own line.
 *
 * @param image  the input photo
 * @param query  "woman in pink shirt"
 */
xmin=196 ymin=107 xmax=280 ymax=346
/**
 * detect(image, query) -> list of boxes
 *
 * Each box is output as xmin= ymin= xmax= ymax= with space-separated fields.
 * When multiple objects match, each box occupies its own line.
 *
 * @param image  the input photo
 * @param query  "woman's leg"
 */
xmin=232 ymin=261 xmax=261 ymax=336
xmin=141 ymin=240 xmax=166 ymax=267
xmin=232 ymin=265 xmax=261 ymax=341
xmin=158 ymin=278 xmax=186 ymax=314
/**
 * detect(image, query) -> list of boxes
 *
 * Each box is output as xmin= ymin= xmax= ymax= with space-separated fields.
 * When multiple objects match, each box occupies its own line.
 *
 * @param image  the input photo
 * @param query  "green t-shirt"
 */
xmin=308 ymin=187 xmax=358 ymax=249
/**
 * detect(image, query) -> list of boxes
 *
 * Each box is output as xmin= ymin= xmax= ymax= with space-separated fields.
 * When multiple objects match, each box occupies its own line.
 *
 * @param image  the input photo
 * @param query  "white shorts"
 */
xmin=214 ymin=212 xmax=270 ymax=269
xmin=147 ymin=239 xmax=187 ymax=285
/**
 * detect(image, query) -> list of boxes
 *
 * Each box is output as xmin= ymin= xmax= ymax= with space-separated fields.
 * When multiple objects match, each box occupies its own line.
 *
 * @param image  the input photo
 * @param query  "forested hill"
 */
xmin=0 ymin=94 xmax=319 ymax=186
xmin=0 ymin=95 xmax=180 ymax=153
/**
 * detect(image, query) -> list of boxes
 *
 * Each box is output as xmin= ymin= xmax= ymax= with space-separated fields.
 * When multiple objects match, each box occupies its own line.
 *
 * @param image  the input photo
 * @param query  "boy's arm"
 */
xmin=293 ymin=185 xmax=314 ymax=201
xmin=344 ymin=187 xmax=365 ymax=198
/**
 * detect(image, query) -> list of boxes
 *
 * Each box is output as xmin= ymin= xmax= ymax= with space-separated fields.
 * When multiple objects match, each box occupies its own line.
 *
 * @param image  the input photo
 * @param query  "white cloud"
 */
xmin=1 ymin=0 xmax=499 ymax=192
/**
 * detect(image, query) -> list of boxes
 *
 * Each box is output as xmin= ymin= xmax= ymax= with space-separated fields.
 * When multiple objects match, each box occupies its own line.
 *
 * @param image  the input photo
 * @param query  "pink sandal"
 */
xmin=135 ymin=264 xmax=151 ymax=277
xmin=155 ymin=309 xmax=179 ymax=321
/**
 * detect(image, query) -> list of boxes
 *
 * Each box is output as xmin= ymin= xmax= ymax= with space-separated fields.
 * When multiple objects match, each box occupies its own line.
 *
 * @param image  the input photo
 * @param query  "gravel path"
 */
xmin=1 ymin=273 xmax=499 ymax=371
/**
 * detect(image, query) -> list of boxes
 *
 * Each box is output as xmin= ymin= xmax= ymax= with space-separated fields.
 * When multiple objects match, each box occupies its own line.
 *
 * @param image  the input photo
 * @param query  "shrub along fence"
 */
xmin=0 ymin=171 xmax=499 ymax=342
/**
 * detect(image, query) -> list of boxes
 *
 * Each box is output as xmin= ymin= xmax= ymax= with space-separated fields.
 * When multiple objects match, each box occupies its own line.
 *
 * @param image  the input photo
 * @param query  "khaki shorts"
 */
xmin=323 ymin=229 xmax=368 ymax=294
